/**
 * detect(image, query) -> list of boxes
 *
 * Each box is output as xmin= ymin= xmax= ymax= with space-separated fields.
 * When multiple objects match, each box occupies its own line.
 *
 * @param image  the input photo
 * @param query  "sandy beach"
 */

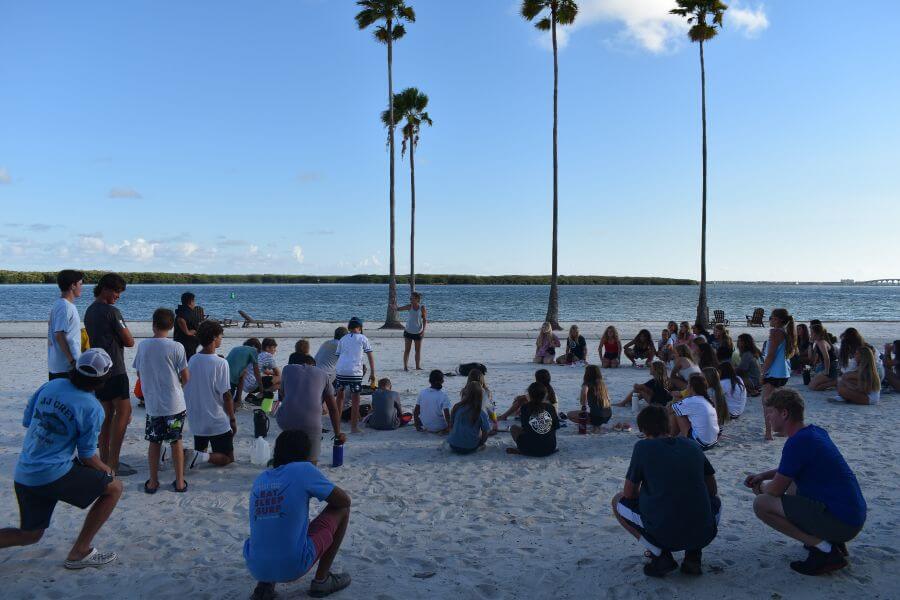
xmin=1 ymin=321 xmax=898 ymax=599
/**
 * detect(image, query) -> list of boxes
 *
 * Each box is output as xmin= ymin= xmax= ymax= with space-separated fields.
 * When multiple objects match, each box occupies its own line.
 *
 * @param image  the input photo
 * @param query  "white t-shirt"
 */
xmin=416 ymin=387 xmax=450 ymax=432
xmin=244 ymin=351 xmax=276 ymax=391
xmin=335 ymin=333 xmax=372 ymax=377
xmin=133 ymin=338 xmax=188 ymax=417
xmin=480 ymin=388 xmax=495 ymax=414
xmin=720 ymin=377 xmax=747 ymax=417
xmin=184 ymin=353 xmax=232 ymax=436
xmin=672 ymin=395 xmax=720 ymax=446
xmin=47 ymin=298 xmax=81 ymax=373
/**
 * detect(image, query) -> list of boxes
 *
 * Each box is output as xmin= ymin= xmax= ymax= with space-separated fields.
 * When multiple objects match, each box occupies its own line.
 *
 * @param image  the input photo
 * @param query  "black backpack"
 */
xmin=458 ymin=363 xmax=487 ymax=377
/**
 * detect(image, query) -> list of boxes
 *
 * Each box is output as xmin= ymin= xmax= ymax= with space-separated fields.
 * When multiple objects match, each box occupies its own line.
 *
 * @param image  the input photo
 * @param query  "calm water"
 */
xmin=1 ymin=284 xmax=898 ymax=323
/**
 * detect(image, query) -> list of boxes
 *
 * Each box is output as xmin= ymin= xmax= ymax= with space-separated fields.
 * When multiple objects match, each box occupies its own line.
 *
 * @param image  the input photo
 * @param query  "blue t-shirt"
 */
xmin=226 ymin=345 xmax=259 ymax=386
xmin=447 ymin=405 xmax=491 ymax=450
xmin=243 ymin=462 xmax=335 ymax=583
xmin=778 ymin=425 xmax=867 ymax=527
xmin=15 ymin=379 xmax=104 ymax=487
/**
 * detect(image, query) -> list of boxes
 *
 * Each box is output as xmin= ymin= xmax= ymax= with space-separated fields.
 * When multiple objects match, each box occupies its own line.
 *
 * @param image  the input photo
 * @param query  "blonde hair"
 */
xmin=649 ymin=361 xmax=669 ymax=390
xmin=568 ymin=325 xmax=580 ymax=340
xmin=537 ymin=322 xmax=553 ymax=347
xmin=464 ymin=369 xmax=490 ymax=397
xmin=702 ymin=367 xmax=729 ymax=425
xmin=582 ymin=364 xmax=610 ymax=409
xmin=857 ymin=347 xmax=880 ymax=394
xmin=675 ymin=345 xmax=693 ymax=360
xmin=601 ymin=326 xmax=620 ymax=344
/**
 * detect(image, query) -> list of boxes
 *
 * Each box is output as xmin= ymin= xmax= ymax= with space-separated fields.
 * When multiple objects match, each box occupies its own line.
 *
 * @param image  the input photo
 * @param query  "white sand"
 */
xmin=1 ymin=321 xmax=898 ymax=599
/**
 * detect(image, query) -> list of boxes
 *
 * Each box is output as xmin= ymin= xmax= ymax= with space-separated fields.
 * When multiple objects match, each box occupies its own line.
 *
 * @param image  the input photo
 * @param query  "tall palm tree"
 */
xmin=355 ymin=0 xmax=416 ymax=329
xmin=671 ymin=0 xmax=727 ymax=330
xmin=521 ymin=0 xmax=578 ymax=331
xmin=382 ymin=87 xmax=432 ymax=294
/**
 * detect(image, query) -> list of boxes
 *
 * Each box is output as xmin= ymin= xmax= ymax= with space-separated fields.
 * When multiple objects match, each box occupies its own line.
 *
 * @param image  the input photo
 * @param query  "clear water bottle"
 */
xmin=631 ymin=394 xmax=640 ymax=415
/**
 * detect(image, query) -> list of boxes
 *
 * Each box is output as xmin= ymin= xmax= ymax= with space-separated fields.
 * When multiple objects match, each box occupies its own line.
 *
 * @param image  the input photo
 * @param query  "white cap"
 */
xmin=76 ymin=348 xmax=113 ymax=378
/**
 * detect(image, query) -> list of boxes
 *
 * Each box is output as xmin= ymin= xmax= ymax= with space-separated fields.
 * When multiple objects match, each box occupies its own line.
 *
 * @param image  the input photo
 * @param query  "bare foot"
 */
xmin=415 ymin=366 xmax=423 ymax=370
xmin=351 ymin=428 xmax=363 ymax=434
xmin=403 ymin=366 xmax=409 ymax=371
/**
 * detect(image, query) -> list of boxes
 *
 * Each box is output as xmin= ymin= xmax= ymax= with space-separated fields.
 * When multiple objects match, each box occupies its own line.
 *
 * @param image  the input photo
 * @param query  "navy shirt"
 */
xmin=778 ymin=425 xmax=866 ymax=527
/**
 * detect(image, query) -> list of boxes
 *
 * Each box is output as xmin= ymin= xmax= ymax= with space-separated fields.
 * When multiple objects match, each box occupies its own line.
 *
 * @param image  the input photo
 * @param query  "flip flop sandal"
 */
xmin=64 ymin=548 xmax=117 ymax=569
xmin=143 ymin=480 xmax=159 ymax=494
xmin=172 ymin=480 xmax=188 ymax=493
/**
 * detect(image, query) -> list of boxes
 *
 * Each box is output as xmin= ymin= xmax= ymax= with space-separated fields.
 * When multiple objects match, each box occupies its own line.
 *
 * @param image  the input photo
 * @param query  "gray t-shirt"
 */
xmin=84 ymin=301 xmax=128 ymax=376
xmin=314 ymin=340 xmax=340 ymax=376
xmin=368 ymin=389 xmax=402 ymax=430
xmin=277 ymin=364 xmax=331 ymax=432
xmin=739 ymin=351 xmax=761 ymax=386
xmin=626 ymin=437 xmax=717 ymax=551
xmin=133 ymin=338 xmax=187 ymax=417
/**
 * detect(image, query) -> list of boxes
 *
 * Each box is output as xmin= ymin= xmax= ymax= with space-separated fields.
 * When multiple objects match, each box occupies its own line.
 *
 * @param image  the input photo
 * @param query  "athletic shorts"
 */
xmin=145 ymin=411 xmax=187 ymax=443
xmin=763 ymin=377 xmax=789 ymax=387
xmin=404 ymin=331 xmax=423 ymax=341
xmin=617 ymin=495 xmax=722 ymax=551
xmin=688 ymin=428 xmax=719 ymax=451
xmin=590 ymin=407 xmax=612 ymax=426
xmin=194 ymin=431 xmax=234 ymax=455
xmin=603 ymin=352 xmax=619 ymax=361
xmin=334 ymin=374 xmax=363 ymax=394
xmin=305 ymin=510 xmax=340 ymax=570
xmin=782 ymin=494 xmax=863 ymax=543
xmin=96 ymin=373 xmax=130 ymax=403
xmin=14 ymin=464 xmax=113 ymax=531
xmin=631 ymin=348 xmax=649 ymax=359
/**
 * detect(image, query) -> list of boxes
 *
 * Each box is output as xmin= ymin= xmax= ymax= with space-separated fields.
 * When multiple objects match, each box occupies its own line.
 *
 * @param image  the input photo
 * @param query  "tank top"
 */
xmin=405 ymin=305 xmax=424 ymax=334
xmin=765 ymin=328 xmax=790 ymax=378
xmin=603 ymin=340 xmax=619 ymax=354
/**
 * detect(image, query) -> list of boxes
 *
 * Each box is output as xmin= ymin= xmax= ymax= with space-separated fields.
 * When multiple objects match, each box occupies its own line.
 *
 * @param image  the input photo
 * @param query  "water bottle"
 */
xmin=251 ymin=436 xmax=270 ymax=465
xmin=802 ymin=365 xmax=812 ymax=386
xmin=332 ymin=438 xmax=344 ymax=467
xmin=631 ymin=394 xmax=640 ymax=415
xmin=578 ymin=410 xmax=588 ymax=435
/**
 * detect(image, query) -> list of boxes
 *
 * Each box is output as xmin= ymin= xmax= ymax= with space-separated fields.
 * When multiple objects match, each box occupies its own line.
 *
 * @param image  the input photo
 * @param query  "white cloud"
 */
xmin=249 ymin=244 xmax=259 ymax=255
xmin=179 ymin=242 xmax=199 ymax=257
xmin=108 ymin=187 xmax=142 ymax=199
xmin=729 ymin=2 xmax=769 ymax=37
xmin=0 ymin=167 xmax=10 ymax=184
xmin=78 ymin=235 xmax=157 ymax=261
xmin=79 ymin=236 xmax=107 ymax=253
xmin=292 ymin=245 xmax=304 ymax=263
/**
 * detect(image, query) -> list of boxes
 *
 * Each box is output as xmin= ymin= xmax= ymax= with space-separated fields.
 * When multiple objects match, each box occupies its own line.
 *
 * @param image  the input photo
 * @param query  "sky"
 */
xmin=1 ymin=0 xmax=898 ymax=281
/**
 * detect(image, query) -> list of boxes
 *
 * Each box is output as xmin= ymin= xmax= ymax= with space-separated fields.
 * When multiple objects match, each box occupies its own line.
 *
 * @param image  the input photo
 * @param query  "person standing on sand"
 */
xmin=314 ymin=327 xmax=349 ymax=390
xmin=611 ymin=404 xmax=721 ymax=578
xmin=334 ymin=317 xmax=375 ymax=434
xmin=0 ymin=349 xmax=123 ymax=569
xmin=398 ymin=292 xmax=427 ymax=371
xmin=174 ymin=292 xmax=200 ymax=361
xmin=244 ymin=430 xmax=352 ymax=599
xmin=745 ymin=388 xmax=866 ymax=576
xmin=134 ymin=308 xmax=190 ymax=494
xmin=84 ymin=273 xmax=136 ymax=477
xmin=760 ymin=308 xmax=797 ymax=441
xmin=47 ymin=269 xmax=84 ymax=380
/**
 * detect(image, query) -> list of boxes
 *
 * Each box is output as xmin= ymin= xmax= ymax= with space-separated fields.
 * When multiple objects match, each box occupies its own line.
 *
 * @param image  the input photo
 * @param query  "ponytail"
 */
xmin=772 ymin=308 xmax=797 ymax=358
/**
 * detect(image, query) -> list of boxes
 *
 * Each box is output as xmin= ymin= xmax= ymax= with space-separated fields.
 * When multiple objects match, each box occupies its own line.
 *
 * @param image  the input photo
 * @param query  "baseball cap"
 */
xmin=348 ymin=317 xmax=363 ymax=329
xmin=76 ymin=348 xmax=113 ymax=378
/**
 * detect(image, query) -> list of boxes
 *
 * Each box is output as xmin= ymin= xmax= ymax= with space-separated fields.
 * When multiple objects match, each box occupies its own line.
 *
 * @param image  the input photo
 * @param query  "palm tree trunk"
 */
xmin=409 ymin=136 xmax=416 ymax=295
xmin=383 ymin=20 xmax=401 ymax=329
xmin=545 ymin=6 xmax=561 ymax=331
xmin=696 ymin=39 xmax=709 ymax=330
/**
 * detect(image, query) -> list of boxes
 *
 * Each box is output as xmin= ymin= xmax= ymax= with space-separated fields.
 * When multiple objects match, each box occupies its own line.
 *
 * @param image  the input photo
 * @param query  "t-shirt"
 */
xmin=626 ymin=437 xmax=717 ymax=551
xmin=516 ymin=402 xmax=559 ymax=457
xmin=244 ymin=351 xmax=276 ymax=391
xmin=84 ymin=301 xmax=128 ymax=375
xmin=313 ymin=340 xmax=340 ymax=376
xmin=47 ymin=297 xmax=81 ymax=374
xmin=288 ymin=352 xmax=311 ymax=366
xmin=243 ymin=462 xmax=335 ymax=583
xmin=335 ymin=333 xmax=372 ymax=377
xmin=720 ymin=377 xmax=747 ymax=417
xmin=226 ymin=345 xmax=259 ymax=386
xmin=368 ymin=389 xmax=402 ymax=430
xmin=672 ymin=395 xmax=719 ymax=446
xmin=184 ymin=353 xmax=231 ymax=437
xmin=566 ymin=336 xmax=587 ymax=360
xmin=739 ymin=351 xmax=761 ymax=386
xmin=173 ymin=304 xmax=200 ymax=352
xmin=133 ymin=338 xmax=188 ymax=417
xmin=778 ymin=425 xmax=867 ymax=527
xmin=416 ymin=387 xmax=451 ymax=432
xmin=448 ymin=405 xmax=491 ymax=450
xmin=15 ymin=379 xmax=104 ymax=486
xmin=643 ymin=379 xmax=673 ymax=406
xmin=276 ymin=365 xmax=330 ymax=432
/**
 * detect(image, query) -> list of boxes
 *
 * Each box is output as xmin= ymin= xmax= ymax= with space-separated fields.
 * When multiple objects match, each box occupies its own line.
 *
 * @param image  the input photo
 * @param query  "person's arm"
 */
xmin=705 ymin=474 xmax=718 ymax=497
xmin=223 ymin=391 xmax=237 ymax=436
xmin=579 ymin=385 xmax=588 ymax=411
xmin=325 ymin=485 xmax=352 ymax=509
xmin=623 ymin=338 xmax=635 ymax=351
xmin=324 ymin=388 xmax=345 ymax=442
xmin=743 ymin=468 xmax=778 ymax=491
xmin=413 ymin=404 xmax=423 ymax=431
xmin=234 ymin=373 xmax=244 ymax=404
xmin=179 ymin=367 xmax=190 ymax=387
xmin=54 ymin=331 xmax=76 ymax=366
xmin=442 ymin=407 xmax=451 ymax=432
xmin=367 ymin=351 xmax=376 ymax=384
xmin=420 ymin=306 xmax=427 ymax=334
xmin=176 ymin=317 xmax=194 ymax=337
xmin=77 ymin=409 xmax=112 ymax=475
xmin=252 ymin=362 xmax=262 ymax=386
xmin=761 ymin=473 xmax=793 ymax=497
xmin=552 ymin=335 xmax=560 ymax=348
xmin=80 ymin=453 xmax=113 ymax=476
xmin=396 ymin=304 xmax=411 ymax=312
xmin=621 ymin=478 xmax=639 ymax=500
xmin=113 ymin=309 xmax=135 ymax=348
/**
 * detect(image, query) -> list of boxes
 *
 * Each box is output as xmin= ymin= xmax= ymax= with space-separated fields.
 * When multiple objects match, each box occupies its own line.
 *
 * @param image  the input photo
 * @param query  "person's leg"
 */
xmin=98 ymin=401 xmax=114 ymax=465
xmin=413 ymin=338 xmax=423 ymax=370
xmin=403 ymin=337 xmax=412 ymax=371
xmin=542 ymin=356 xmax=554 ymax=365
xmin=147 ymin=442 xmax=161 ymax=490
xmin=313 ymin=506 xmax=350 ymax=581
xmin=610 ymin=493 xmax=641 ymax=540
xmin=601 ymin=357 xmax=610 ymax=368
xmin=108 ymin=397 xmax=131 ymax=473
xmin=67 ymin=479 xmax=123 ymax=561
xmin=611 ymin=358 xmax=620 ymax=368
xmin=670 ymin=377 xmax=687 ymax=391
xmin=752 ymin=494 xmax=822 ymax=547
xmin=809 ymin=374 xmax=836 ymax=391
xmin=350 ymin=393 xmax=361 ymax=433
xmin=171 ymin=440 xmax=186 ymax=490
xmin=761 ymin=383 xmax=775 ymax=440
xmin=0 ymin=528 xmax=44 ymax=548
xmin=510 ymin=425 xmax=522 ymax=442
xmin=837 ymin=381 xmax=871 ymax=405
xmin=625 ymin=348 xmax=636 ymax=366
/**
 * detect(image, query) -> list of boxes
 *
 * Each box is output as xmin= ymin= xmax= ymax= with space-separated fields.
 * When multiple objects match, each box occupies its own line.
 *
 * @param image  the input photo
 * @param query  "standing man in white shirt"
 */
xmin=334 ymin=317 xmax=375 ymax=434
xmin=47 ymin=270 xmax=84 ymax=380
xmin=398 ymin=292 xmax=427 ymax=372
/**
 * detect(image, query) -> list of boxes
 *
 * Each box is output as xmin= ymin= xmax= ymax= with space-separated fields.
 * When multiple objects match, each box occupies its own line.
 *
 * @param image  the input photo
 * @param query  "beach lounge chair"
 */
xmin=745 ymin=308 xmax=766 ymax=327
xmin=206 ymin=317 xmax=239 ymax=328
xmin=239 ymin=310 xmax=283 ymax=328
xmin=712 ymin=310 xmax=729 ymax=326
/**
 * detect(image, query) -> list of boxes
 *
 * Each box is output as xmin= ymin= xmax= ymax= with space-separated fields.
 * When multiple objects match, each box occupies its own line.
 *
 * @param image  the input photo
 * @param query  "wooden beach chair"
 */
xmin=206 ymin=317 xmax=239 ymax=328
xmin=745 ymin=308 xmax=765 ymax=327
xmin=712 ymin=310 xmax=729 ymax=326
xmin=239 ymin=310 xmax=283 ymax=328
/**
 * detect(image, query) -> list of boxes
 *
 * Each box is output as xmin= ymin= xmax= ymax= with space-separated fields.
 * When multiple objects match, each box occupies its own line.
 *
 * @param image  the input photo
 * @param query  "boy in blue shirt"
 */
xmin=746 ymin=388 xmax=866 ymax=575
xmin=244 ymin=430 xmax=352 ymax=599
xmin=0 ymin=349 xmax=124 ymax=569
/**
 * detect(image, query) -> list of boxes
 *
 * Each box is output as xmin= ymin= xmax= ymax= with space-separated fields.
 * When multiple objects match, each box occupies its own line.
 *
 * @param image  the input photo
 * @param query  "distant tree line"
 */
xmin=0 ymin=270 xmax=695 ymax=286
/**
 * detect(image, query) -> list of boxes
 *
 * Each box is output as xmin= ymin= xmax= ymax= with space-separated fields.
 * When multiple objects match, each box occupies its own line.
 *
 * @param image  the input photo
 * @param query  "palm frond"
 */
xmin=671 ymin=0 xmax=727 ymax=42
xmin=392 ymin=23 xmax=407 ymax=40
xmin=355 ymin=7 xmax=380 ymax=30
xmin=557 ymin=0 xmax=578 ymax=26
xmin=397 ymin=4 xmax=416 ymax=23
xmin=535 ymin=17 xmax=552 ymax=31
xmin=520 ymin=0 xmax=548 ymax=22
xmin=374 ymin=26 xmax=390 ymax=44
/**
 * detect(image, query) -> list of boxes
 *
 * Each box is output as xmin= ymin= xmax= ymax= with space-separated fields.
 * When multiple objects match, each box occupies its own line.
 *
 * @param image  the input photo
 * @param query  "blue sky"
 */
xmin=1 ymin=0 xmax=898 ymax=281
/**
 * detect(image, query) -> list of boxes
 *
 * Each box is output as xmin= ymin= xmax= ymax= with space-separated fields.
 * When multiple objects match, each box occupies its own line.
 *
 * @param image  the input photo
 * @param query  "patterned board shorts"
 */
xmin=334 ymin=375 xmax=364 ymax=394
xmin=145 ymin=411 xmax=187 ymax=443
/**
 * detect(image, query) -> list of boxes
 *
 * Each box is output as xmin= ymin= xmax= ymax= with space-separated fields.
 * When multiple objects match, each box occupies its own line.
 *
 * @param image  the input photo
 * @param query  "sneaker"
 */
xmin=115 ymin=462 xmax=137 ymax=477
xmin=188 ymin=449 xmax=208 ymax=469
xmin=790 ymin=546 xmax=847 ymax=576
xmin=64 ymin=548 xmax=117 ymax=569
xmin=681 ymin=549 xmax=703 ymax=575
xmin=309 ymin=572 xmax=351 ymax=597
xmin=250 ymin=582 xmax=277 ymax=600
xmin=643 ymin=551 xmax=678 ymax=577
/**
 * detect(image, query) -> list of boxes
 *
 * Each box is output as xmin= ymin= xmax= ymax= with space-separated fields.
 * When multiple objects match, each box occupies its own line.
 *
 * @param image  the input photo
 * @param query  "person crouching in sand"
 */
xmin=244 ymin=430 xmax=352 ymax=599
xmin=745 ymin=388 xmax=866 ymax=576
xmin=534 ymin=322 xmax=560 ymax=364
xmin=611 ymin=405 xmax=721 ymax=577
xmin=566 ymin=365 xmax=611 ymax=433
